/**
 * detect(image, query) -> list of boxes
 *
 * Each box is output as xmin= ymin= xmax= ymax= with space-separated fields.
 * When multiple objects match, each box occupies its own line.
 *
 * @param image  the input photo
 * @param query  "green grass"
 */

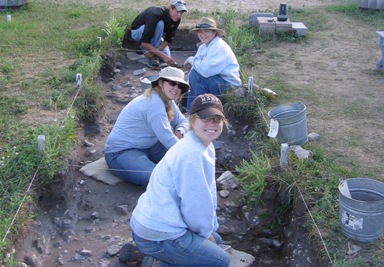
xmin=226 ymin=3 xmax=384 ymax=266
xmin=0 ymin=1 xmax=137 ymax=262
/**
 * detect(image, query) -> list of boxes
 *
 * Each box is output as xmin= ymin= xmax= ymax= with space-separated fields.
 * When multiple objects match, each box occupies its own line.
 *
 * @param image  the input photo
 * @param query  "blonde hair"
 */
xmin=144 ymin=80 xmax=173 ymax=121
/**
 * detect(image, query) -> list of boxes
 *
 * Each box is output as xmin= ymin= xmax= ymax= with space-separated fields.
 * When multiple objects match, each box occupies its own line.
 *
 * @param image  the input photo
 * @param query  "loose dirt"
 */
xmin=12 ymin=0 xmax=384 ymax=266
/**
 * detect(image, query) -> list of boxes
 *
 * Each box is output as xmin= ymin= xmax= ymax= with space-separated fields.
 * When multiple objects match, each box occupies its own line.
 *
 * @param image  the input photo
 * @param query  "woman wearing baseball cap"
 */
xmin=104 ymin=67 xmax=189 ymax=186
xmin=130 ymin=94 xmax=230 ymax=266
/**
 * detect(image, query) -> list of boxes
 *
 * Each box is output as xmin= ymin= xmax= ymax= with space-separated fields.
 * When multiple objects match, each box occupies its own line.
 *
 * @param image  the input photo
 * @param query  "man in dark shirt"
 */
xmin=130 ymin=0 xmax=187 ymax=67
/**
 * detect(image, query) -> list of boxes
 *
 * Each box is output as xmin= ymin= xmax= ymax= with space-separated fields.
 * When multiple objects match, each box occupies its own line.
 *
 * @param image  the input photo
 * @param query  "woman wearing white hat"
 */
xmin=183 ymin=17 xmax=241 ymax=112
xmin=104 ymin=67 xmax=189 ymax=186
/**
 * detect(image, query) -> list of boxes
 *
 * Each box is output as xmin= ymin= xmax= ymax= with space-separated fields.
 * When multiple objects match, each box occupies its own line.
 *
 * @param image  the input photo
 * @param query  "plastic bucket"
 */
xmin=339 ymin=178 xmax=384 ymax=242
xmin=139 ymin=75 xmax=158 ymax=92
xmin=268 ymin=102 xmax=308 ymax=145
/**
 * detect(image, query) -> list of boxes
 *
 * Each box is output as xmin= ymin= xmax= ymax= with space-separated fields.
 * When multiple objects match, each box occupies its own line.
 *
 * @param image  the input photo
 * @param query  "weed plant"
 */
xmin=235 ymin=152 xmax=271 ymax=204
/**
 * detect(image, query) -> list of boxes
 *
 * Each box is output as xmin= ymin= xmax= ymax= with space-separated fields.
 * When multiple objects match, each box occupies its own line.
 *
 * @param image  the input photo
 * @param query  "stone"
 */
xmin=91 ymin=211 xmax=99 ymax=219
xmin=291 ymin=145 xmax=311 ymax=159
xmin=307 ymin=132 xmax=320 ymax=142
xmin=24 ymin=254 xmax=40 ymax=267
xmin=292 ymin=22 xmax=308 ymax=36
xmin=275 ymin=18 xmax=292 ymax=33
xmin=71 ymin=253 xmax=86 ymax=263
xmin=106 ymin=244 xmax=121 ymax=256
xmin=257 ymin=17 xmax=276 ymax=35
xmin=85 ymin=226 xmax=95 ymax=233
xmin=228 ymin=248 xmax=255 ymax=267
xmin=116 ymin=205 xmax=129 ymax=215
xmin=220 ymin=190 xmax=230 ymax=198
xmin=249 ymin=12 xmax=273 ymax=26
xmin=79 ymin=249 xmax=93 ymax=257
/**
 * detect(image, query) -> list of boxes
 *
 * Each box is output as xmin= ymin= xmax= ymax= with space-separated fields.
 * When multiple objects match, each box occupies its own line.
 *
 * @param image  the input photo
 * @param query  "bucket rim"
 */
xmin=268 ymin=102 xmax=306 ymax=118
xmin=339 ymin=177 xmax=384 ymax=203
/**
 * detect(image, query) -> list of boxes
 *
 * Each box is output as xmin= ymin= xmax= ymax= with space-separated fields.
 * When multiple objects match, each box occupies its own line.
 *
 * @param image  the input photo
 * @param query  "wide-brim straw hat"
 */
xmin=189 ymin=17 xmax=225 ymax=37
xmin=151 ymin=66 xmax=190 ymax=95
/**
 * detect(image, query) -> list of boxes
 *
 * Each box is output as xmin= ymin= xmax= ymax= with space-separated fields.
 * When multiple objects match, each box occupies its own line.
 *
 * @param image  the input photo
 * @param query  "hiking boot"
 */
xmin=148 ymin=56 xmax=159 ymax=67
xmin=158 ymin=57 xmax=167 ymax=68
xmin=118 ymin=243 xmax=143 ymax=264
xmin=141 ymin=256 xmax=160 ymax=267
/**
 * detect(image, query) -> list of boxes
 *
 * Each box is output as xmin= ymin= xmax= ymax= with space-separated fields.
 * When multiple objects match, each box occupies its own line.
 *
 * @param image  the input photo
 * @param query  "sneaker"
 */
xmin=158 ymin=57 xmax=167 ymax=68
xmin=148 ymin=56 xmax=159 ymax=67
xmin=118 ymin=243 xmax=143 ymax=264
xmin=141 ymin=256 xmax=160 ymax=267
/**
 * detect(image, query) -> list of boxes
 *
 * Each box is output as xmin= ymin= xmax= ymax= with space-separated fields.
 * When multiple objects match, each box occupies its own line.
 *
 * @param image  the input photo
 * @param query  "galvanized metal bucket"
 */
xmin=359 ymin=0 xmax=384 ymax=10
xmin=268 ymin=102 xmax=308 ymax=145
xmin=339 ymin=178 xmax=384 ymax=242
xmin=0 ymin=0 xmax=27 ymax=10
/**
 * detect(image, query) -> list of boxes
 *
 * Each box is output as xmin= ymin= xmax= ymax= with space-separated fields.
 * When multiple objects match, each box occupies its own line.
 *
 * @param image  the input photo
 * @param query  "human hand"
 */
xmin=144 ymin=51 xmax=155 ymax=58
xmin=183 ymin=61 xmax=192 ymax=71
xmin=208 ymin=235 xmax=216 ymax=243
xmin=161 ymin=55 xmax=175 ymax=66
xmin=174 ymin=130 xmax=183 ymax=139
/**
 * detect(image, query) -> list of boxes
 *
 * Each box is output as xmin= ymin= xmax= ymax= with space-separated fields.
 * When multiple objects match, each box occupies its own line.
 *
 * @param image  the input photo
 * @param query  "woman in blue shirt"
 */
xmin=130 ymin=94 xmax=230 ymax=266
xmin=104 ymin=67 xmax=189 ymax=186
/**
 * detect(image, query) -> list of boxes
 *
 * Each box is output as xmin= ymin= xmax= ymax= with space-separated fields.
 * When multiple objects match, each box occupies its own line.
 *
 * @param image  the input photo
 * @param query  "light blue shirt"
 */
xmin=186 ymin=36 xmax=241 ymax=88
xmin=105 ymin=92 xmax=188 ymax=153
xmin=131 ymin=131 xmax=219 ymax=240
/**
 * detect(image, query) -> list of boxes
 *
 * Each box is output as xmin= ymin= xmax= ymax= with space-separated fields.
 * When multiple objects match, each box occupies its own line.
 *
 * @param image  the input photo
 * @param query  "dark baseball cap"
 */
xmin=190 ymin=94 xmax=225 ymax=119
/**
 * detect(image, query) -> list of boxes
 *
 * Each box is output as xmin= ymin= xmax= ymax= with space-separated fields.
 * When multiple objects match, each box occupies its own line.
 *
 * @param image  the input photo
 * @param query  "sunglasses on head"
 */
xmin=163 ymin=79 xmax=184 ymax=90
xmin=195 ymin=23 xmax=213 ymax=29
xmin=173 ymin=1 xmax=186 ymax=5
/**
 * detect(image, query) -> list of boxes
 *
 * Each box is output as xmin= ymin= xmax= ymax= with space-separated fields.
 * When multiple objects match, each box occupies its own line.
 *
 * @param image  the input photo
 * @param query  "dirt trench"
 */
xmin=13 ymin=31 xmax=328 ymax=267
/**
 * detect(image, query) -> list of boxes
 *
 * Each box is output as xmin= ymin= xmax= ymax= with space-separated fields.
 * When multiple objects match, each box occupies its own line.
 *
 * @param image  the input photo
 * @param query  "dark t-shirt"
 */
xmin=130 ymin=6 xmax=180 ymax=44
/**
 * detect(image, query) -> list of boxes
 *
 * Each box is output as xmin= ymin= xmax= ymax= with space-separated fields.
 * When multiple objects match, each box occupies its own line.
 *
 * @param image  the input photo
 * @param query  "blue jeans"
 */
xmin=186 ymin=69 xmax=230 ymax=111
xmin=131 ymin=20 xmax=171 ymax=56
xmin=132 ymin=231 xmax=230 ymax=267
xmin=104 ymin=142 xmax=167 ymax=186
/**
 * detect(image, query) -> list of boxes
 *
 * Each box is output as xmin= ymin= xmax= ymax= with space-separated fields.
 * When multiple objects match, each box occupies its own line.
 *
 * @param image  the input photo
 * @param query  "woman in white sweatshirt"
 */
xmin=183 ymin=17 xmax=241 ymax=112
xmin=130 ymin=94 xmax=230 ymax=266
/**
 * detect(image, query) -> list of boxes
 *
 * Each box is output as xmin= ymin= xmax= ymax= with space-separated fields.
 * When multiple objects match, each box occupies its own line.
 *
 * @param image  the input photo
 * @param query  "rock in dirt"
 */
xmin=228 ymin=248 xmax=255 ymax=267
